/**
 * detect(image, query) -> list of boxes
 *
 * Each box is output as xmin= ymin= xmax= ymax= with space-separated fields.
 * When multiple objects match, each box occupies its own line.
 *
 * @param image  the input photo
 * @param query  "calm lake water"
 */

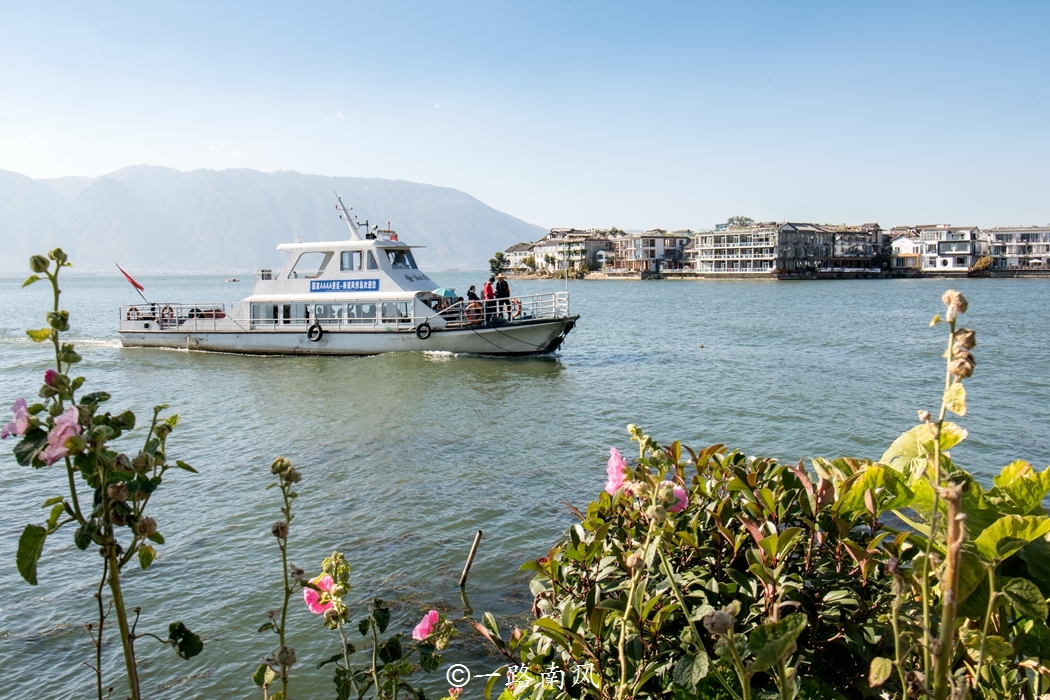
xmin=0 ymin=272 xmax=1048 ymax=699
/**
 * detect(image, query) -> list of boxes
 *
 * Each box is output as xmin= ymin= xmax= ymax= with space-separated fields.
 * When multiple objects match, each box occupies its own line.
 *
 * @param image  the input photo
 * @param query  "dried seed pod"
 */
xmin=107 ymin=482 xmax=129 ymax=503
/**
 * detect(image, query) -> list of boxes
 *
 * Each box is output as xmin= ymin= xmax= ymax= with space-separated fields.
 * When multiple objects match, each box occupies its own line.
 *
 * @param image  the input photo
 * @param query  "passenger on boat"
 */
xmin=482 ymin=277 xmax=495 ymax=322
xmin=467 ymin=285 xmax=479 ymax=301
xmin=495 ymin=274 xmax=510 ymax=319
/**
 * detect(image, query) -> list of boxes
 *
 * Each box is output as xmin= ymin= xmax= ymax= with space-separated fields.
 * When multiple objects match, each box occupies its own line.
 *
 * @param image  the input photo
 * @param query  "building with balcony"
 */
xmin=984 ymin=227 xmax=1050 ymax=269
xmin=692 ymin=222 xmax=883 ymax=275
xmin=608 ymin=230 xmax=692 ymax=272
xmin=917 ymin=226 xmax=987 ymax=272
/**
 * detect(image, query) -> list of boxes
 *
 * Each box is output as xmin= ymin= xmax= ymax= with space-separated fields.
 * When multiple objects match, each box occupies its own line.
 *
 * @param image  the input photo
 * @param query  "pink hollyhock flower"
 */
xmin=1 ymin=398 xmax=30 ymax=439
xmin=39 ymin=406 xmax=81 ymax=465
xmin=304 ymin=574 xmax=334 ymax=614
xmin=605 ymin=447 xmax=628 ymax=495
xmin=43 ymin=369 xmax=58 ymax=387
xmin=412 ymin=609 xmax=439 ymax=641
xmin=663 ymin=481 xmax=688 ymax=513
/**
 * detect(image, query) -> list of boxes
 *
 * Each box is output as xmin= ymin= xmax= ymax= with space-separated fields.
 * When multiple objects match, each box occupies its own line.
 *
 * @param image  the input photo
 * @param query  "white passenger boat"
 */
xmin=117 ymin=197 xmax=578 ymax=356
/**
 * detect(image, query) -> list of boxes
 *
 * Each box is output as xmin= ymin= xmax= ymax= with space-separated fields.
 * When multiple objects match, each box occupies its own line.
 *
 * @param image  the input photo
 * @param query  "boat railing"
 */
xmin=119 ymin=292 xmax=571 ymax=333
xmin=421 ymin=291 xmax=569 ymax=328
xmin=119 ymin=303 xmax=249 ymax=332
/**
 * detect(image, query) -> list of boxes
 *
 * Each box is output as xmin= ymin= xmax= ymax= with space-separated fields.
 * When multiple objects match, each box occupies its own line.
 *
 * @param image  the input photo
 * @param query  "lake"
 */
xmin=1 ymin=271 xmax=1048 ymax=699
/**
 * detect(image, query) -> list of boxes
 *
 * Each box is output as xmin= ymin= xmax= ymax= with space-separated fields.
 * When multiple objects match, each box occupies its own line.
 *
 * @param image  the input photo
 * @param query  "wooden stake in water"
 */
xmin=458 ymin=530 xmax=483 ymax=587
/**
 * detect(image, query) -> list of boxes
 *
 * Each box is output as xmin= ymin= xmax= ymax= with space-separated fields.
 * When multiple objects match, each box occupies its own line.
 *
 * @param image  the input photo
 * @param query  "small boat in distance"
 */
xmin=225 ymin=277 xmax=240 ymax=283
xmin=117 ymin=195 xmax=578 ymax=356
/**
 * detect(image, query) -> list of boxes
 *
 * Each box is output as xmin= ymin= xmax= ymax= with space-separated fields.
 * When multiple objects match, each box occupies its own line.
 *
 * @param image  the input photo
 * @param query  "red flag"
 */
xmin=116 ymin=264 xmax=144 ymax=292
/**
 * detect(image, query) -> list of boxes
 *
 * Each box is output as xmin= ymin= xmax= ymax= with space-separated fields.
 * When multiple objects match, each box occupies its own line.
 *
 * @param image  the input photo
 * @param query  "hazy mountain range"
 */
xmin=0 ymin=166 xmax=546 ymax=273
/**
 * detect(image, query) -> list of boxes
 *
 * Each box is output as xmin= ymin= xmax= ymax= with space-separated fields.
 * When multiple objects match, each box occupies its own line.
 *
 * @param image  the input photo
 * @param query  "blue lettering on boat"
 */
xmin=310 ymin=279 xmax=380 ymax=292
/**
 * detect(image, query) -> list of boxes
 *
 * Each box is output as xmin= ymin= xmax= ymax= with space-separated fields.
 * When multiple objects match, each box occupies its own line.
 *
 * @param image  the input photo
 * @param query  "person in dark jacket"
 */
xmin=467 ymin=285 xmax=479 ymax=301
xmin=494 ymin=274 xmax=510 ymax=318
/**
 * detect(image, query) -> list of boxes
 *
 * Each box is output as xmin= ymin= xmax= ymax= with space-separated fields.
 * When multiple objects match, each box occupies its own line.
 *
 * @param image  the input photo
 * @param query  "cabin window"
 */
xmin=366 ymin=251 xmax=379 ymax=270
xmin=347 ymin=303 xmax=377 ymax=322
xmin=251 ymin=304 xmax=278 ymax=325
xmin=386 ymin=250 xmax=417 ymax=269
xmin=281 ymin=304 xmax=309 ymax=323
xmin=340 ymin=251 xmax=362 ymax=271
xmin=382 ymin=302 xmax=410 ymax=322
xmin=288 ymin=252 xmax=331 ymax=279
xmin=314 ymin=304 xmax=343 ymax=321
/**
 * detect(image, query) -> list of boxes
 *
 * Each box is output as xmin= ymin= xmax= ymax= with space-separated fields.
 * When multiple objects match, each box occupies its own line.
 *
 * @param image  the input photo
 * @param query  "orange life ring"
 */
xmin=508 ymin=298 xmax=522 ymax=319
xmin=126 ymin=307 xmax=141 ymax=321
xmin=465 ymin=301 xmax=483 ymax=324
xmin=160 ymin=305 xmax=175 ymax=320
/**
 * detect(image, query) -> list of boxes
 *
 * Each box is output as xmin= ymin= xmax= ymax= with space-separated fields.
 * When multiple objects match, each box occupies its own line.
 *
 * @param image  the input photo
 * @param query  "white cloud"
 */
xmin=335 ymin=111 xmax=345 ymax=120
xmin=433 ymin=104 xmax=440 ymax=110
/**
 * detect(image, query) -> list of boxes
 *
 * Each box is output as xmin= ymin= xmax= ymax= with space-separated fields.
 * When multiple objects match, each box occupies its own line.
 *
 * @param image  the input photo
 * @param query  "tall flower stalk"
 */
xmin=4 ymin=250 xmax=202 ymax=699
xmin=256 ymin=456 xmax=304 ymax=700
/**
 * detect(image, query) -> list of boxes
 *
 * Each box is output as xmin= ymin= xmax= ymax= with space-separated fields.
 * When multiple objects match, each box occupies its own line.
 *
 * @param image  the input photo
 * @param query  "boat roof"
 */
xmin=276 ymin=240 xmax=424 ymax=254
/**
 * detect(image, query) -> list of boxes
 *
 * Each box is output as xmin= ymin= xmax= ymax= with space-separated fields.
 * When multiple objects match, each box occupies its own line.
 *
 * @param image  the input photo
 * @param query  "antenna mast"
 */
xmin=334 ymin=191 xmax=363 ymax=240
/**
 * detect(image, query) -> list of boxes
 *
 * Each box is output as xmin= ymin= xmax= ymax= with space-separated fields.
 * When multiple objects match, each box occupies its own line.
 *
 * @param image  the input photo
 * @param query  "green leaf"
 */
xmin=880 ymin=422 xmax=968 ymax=477
xmin=41 ymin=496 xmax=64 ymax=507
xmin=358 ymin=618 xmax=369 ymax=636
xmin=372 ymin=600 xmax=390 ymax=633
xmin=13 ymin=429 xmax=48 ymax=467
xmin=835 ymin=465 xmax=914 ymax=517
xmin=16 ymin=524 xmax=47 ymax=585
xmin=1022 ymin=621 xmax=1050 ymax=659
xmin=138 ymin=545 xmax=156 ymax=570
xmin=147 ymin=532 xmax=166 ymax=545
xmin=175 ymin=460 xmax=198 ymax=473
xmin=46 ymin=503 xmax=64 ymax=531
xmin=1001 ymin=577 xmax=1049 ymax=620
xmin=377 ymin=635 xmax=402 ymax=663
xmin=944 ymin=383 xmax=966 ymax=416
xmin=257 ymin=621 xmax=275 ymax=633
xmin=168 ymin=621 xmax=203 ymax=659
xmin=974 ymin=515 xmax=1050 ymax=563
xmin=22 ymin=275 xmax=40 ymax=287
xmin=80 ymin=391 xmax=111 ymax=405
xmin=252 ymin=663 xmax=276 ymax=688
xmin=74 ymin=520 xmax=96 ymax=550
xmin=869 ymin=657 xmax=893 ymax=688
xmin=747 ymin=613 xmax=807 ymax=672
xmin=673 ymin=651 xmax=710 ymax=693
xmin=960 ymin=629 xmax=1013 ymax=664
xmin=26 ymin=328 xmax=52 ymax=342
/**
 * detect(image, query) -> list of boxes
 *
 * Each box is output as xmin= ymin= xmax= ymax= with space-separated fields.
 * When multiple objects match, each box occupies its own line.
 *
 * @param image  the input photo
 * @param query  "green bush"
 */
xmin=484 ymin=291 xmax=1050 ymax=700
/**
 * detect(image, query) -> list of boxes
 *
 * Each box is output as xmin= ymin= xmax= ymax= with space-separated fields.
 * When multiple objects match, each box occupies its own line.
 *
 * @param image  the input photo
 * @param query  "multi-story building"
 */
xmin=917 ymin=226 xmax=987 ymax=272
xmin=608 ymin=230 xmax=693 ymax=272
xmin=692 ymin=222 xmax=882 ymax=275
xmin=984 ymin=227 xmax=1050 ymax=269
xmin=504 ymin=243 xmax=536 ymax=272
xmin=891 ymin=235 xmax=923 ymax=269
xmin=693 ymin=223 xmax=780 ymax=273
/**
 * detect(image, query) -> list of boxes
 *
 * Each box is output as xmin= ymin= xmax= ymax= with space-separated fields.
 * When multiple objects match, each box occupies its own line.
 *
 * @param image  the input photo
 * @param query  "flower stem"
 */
xmin=974 ymin=566 xmax=997 ymax=689
xmin=370 ymin=617 xmax=383 ymax=699
xmin=107 ymin=540 xmax=141 ymax=700
xmin=278 ymin=484 xmax=293 ymax=699
xmin=921 ymin=318 xmax=956 ymax=684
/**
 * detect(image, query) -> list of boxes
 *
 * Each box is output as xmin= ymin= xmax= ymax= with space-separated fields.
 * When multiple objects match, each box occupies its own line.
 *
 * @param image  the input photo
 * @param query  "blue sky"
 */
xmin=1 ymin=1 xmax=1047 ymax=229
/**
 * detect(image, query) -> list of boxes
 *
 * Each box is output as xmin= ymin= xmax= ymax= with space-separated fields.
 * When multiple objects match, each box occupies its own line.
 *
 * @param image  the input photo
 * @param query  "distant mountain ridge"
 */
xmin=0 ymin=166 xmax=545 ymax=272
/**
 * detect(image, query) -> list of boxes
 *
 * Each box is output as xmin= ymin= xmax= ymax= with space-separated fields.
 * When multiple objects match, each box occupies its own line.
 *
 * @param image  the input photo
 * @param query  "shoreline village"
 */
xmin=502 ymin=220 xmax=1050 ymax=280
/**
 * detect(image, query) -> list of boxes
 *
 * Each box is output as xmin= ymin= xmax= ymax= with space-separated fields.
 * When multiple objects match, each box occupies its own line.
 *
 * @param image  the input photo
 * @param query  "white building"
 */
xmin=984 ymin=227 xmax=1050 ymax=269
xmin=918 ymin=226 xmax=987 ymax=272
xmin=891 ymin=235 xmax=923 ymax=270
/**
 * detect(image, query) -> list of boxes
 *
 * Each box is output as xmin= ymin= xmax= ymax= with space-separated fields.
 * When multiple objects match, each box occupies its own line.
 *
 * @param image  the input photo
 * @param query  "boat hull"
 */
xmin=118 ymin=316 xmax=578 ymax=356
